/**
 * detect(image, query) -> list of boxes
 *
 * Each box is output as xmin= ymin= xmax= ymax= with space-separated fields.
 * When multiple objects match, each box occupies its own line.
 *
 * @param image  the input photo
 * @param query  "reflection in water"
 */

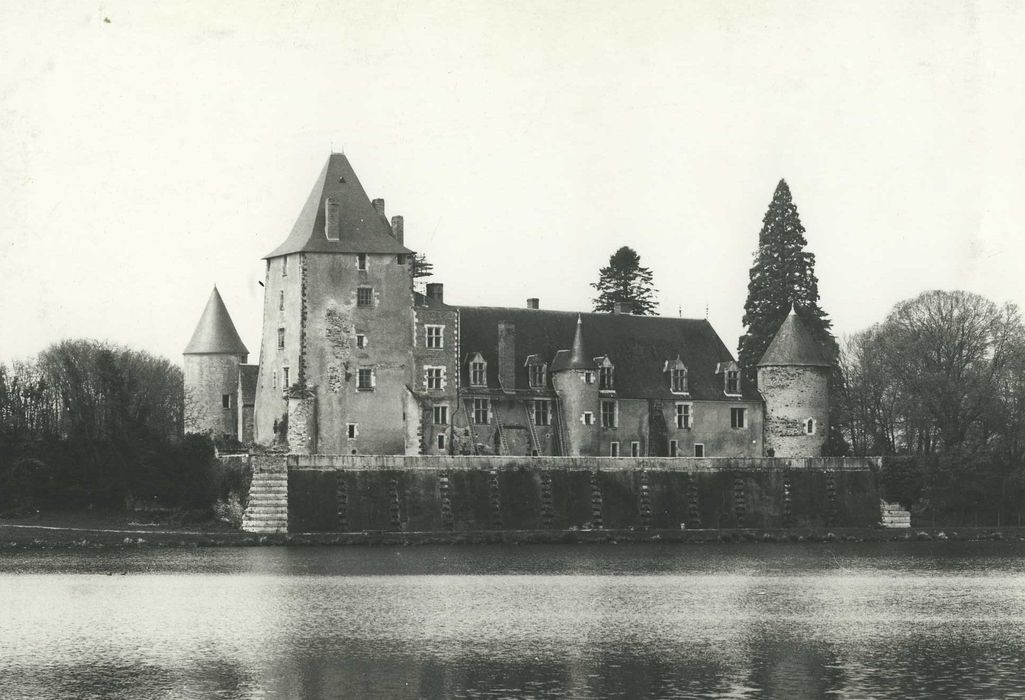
xmin=2 ymin=543 xmax=1025 ymax=698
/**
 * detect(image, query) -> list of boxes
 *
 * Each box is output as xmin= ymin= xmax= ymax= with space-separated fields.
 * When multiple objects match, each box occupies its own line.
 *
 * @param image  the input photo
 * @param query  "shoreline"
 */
xmin=3 ymin=521 xmax=1025 ymax=549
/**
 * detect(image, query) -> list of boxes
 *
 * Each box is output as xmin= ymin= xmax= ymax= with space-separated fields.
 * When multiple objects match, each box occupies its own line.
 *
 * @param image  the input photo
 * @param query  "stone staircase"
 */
xmin=241 ymin=468 xmax=289 ymax=534
xmin=880 ymin=500 xmax=911 ymax=529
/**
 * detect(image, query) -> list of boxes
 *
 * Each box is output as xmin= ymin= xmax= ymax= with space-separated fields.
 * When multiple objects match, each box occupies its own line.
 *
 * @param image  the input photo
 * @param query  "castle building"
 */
xmin=184 ymin=154 xmax=831 ymax=458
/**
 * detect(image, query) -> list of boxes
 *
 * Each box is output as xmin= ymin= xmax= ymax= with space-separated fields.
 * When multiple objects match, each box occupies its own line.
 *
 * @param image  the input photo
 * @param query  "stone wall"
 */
xmin=184 ymin=353 xmax=240 ymax=437
xmin=285 ymin=455 xmax=880 ymax=533
xmin=759 ymin=365 xmax=829 ymax=457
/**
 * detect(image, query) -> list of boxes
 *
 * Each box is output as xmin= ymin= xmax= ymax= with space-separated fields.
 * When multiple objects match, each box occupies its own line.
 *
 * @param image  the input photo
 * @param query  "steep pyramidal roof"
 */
xmin=184 ymin=287 xmax=249 ymax=356
xmin=757 ymin=306 xmax=832 ymax=367
xmin=264 ymin=153 xmax=413 ymax=258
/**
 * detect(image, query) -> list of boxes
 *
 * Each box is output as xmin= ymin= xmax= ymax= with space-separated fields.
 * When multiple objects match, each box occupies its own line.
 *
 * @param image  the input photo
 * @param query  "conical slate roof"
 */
xmin=264 ymin=153 xmax=413 ymax=258
xmin=552 ymin=315 xmax=596 ymax=372
xmin=757 ymin=306 xmax=831 ymax=367
xmin=184 ymin=287 xmax=249 ymax=356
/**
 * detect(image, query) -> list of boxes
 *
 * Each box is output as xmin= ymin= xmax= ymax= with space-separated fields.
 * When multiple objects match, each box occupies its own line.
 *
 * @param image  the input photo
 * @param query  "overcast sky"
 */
xmin=2 ymin=0 xmax=1023 ymax=364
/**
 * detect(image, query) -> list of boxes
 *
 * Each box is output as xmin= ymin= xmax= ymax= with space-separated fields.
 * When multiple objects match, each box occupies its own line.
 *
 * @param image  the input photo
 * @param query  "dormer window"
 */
xmin=595 ymin=356 xmax=615 ymax=390
xmin=469 ymin=353 xmax=487 ymax=387
xmin=525 ymin=355 xmax=547 ymax=388
xmin=665 ymin=357 xmax=688 ymax=394
xmin=716 ymin=361 xmax=742 ymax=396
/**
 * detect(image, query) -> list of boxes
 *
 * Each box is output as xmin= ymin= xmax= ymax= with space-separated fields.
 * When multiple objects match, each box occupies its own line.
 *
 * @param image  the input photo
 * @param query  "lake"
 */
xmin=2 ymin=542 xmax=1025 ymax=698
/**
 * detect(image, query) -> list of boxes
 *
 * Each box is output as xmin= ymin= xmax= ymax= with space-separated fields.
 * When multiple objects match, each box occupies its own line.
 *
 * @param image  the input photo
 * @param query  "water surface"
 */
xmin=2 ymin=542 xmax=1025 ymax=698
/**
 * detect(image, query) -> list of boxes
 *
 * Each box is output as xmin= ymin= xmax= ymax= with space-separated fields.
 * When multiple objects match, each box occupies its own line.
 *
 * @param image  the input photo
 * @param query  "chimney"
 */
xmin=324 ymin=197 xmax=340 ymax=240
xmin=390 ymin=215 xmax=404 ymax=244
xmin=425 ymin=283 xmax=444 ymax=304
xmin=526 ymin=298 xmax=540 ymax=309
xmin=372 ymin=198 xmax=386 ymax=219
xmin=613 ymin=301 xmax=633 ymax=315
xmin=498 ymin=322 xmax=516 ymax=392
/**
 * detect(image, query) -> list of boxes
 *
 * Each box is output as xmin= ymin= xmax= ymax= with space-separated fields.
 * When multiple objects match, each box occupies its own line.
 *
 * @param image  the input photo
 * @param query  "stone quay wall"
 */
xmin=280 ymin=455 xmax=881 ymax=534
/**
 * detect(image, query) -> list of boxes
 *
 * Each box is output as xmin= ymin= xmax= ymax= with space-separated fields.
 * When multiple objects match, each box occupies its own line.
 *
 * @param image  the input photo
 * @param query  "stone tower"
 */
xmin=551 ymin=316 xmax=598 ymax=456
xmin=183 ymin=286 xmax=249 ymax=438
xmin=253 ymin=153 xmax=414 ymax=454
xmin=757 ymin=306 xmax=831 ymax=457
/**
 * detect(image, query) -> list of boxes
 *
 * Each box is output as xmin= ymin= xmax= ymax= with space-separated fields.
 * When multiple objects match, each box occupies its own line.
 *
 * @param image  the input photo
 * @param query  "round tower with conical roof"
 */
xmin=757 ymin=306 xmax=831 ymax=457
xmin=183 ymin=286 xmax=249 ymax=439
xmin=551 ymin=316 xmax=598 ymax=456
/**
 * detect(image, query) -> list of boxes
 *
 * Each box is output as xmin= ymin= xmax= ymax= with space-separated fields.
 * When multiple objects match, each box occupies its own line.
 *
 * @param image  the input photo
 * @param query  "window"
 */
xmin=694 ymin=444 xmax=704 ymax=457
xmin=528 ymin=363 xmax=546 ymax=388
xmin=347 ymin=423 xmax=357 ymax=439
xmin=397 ymin=254 xmax=407 ymax=265
xmin=433 ymin=405 xmax=448 ymax=425
xmin=610 ymin=442 xmax=620 ymax=457
xmin=357 ymin=368 xmax=374 ymax=390
xmin=469 ymin=355 xmax=486 ymax=387
xmin=583 ymin=412 xmax=594 ymax=425
xmin=805 ymin=418 xmax=816 ymax=435
xmin=426 ymin=367 xmax=444 ymax=391
xmin=631 ymin=441 xmax=640 ymax=457
xmin=279 ymin=291 xmax=284 ymax=311
xmin=585 ymin=371 xmax=595 ymax=384
xmin=675 ymin=403 xmax=691 ymax=429
xmin=357 ymin=253 xmax=367 ymax=271
xmin=671 ymin=368 xmax=688 ymax=393
xmin=282 ymin=256 xmax=288 ymax=276
xmin=356 ymin=334 xmax=367 ymax=349
xmin=426 ymin=325 xmax=444 ymax=349
xmin=731 ymin=407 xmax=746 ymax=428
xmin=599 ymin=364 xmax=614 ymax=390
xmin=726 ymin=370 xmax=740 ymax=395
xmin=357 ymin=287 xmax=374 ymax=307
xmin=533 ymin=399 xmax=551 ymax=426
xmin=222 ymin=394 xmax=231 ymax=409
xmin=669 ymin=440 xmax=678 ymax=457
xmin=473 ymin=398 xmax=490 ymax=424
xmin=282 ymin=367 xmax=290 ymax=389
xmin=601 ymin=400 xmax=618 ymax=428
xmin=437 ymin=433 xmax=446 ymax=450
xmin=277 ymin=328 xmax=285 ymax=349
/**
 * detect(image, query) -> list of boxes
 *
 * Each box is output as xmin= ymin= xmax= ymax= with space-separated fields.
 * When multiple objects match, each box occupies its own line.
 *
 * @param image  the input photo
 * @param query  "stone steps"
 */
xmin=242 ymin=470 xmax=289 ymax=534
xmin=880 ymin=500 xmax=911 ymax=529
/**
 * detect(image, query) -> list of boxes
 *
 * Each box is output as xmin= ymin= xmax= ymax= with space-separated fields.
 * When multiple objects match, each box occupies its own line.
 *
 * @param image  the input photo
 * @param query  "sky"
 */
xmin=2 ymin=0 xmax=1024 ymax=364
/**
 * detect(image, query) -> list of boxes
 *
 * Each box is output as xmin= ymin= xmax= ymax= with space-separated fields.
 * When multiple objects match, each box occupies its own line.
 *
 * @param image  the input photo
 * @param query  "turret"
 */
xmin=757 ymin=306 xmax=831 ymax=457
xmin=551 ymin=315 xmax=598 ymax=455
xmin=183 ymin=286 xmax=249 ymax=439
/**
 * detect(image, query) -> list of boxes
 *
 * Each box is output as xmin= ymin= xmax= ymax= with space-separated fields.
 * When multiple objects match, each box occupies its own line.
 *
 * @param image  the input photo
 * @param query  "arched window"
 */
xmin=805 ymin=418 xmax=816 ymax=435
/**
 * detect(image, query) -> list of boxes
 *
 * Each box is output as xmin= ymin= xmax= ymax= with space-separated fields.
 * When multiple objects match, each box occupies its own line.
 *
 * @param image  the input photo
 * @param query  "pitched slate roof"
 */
xmin=457 ymin=306 xmax=761 ymax=401
xmin=758 ymin=307 xmax=832 ymax=367
xmin=264 ymin=153 xmax=413 ymax=258
xmin=550 ymin=316 xmax=595 ymax=372
xmin=184 ymin=287 xmax=249 ymax=356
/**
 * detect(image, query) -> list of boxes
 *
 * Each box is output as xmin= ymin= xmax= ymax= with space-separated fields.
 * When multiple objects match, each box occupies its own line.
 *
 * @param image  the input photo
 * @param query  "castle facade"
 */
xmin=184 ymin=154 xmax=831 ymax=458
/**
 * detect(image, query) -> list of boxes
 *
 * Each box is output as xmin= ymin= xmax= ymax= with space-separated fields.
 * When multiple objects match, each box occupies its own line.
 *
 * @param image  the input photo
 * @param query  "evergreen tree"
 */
xmin=738 ymin=179 xmax=844 ymax=453
xmin=591 ymin=246 xmax=658 ymax=315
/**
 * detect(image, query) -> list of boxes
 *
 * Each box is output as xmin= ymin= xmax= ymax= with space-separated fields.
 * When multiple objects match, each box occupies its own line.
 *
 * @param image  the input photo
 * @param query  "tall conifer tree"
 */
xmin=739 ymin=179 xmax=837 ymax=380
xmin=591 ymin=246 xmax=658 ymax=315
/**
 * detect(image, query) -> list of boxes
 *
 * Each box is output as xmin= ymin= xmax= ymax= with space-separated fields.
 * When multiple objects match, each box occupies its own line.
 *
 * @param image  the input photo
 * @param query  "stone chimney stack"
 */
xmin=426 ymin=283 xmax=444 ymax=304
xmin=526 ymin=298 xmax=540 ymax=309
xmin=390 ymin=215 xmax=404 ymax=244
xmin=498 ymin=322 xmax=516 ymax=392
xmin=372 ymin=198 xmax=386 ymax=219
xmin=324 ymin=197 xmax=341 ymax=240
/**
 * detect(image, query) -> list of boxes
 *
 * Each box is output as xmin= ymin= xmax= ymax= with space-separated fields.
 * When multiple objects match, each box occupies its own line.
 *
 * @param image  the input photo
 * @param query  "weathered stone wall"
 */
xmin=184 ymin=353 xmax=240 ymax=437
xmin=302 ymin=252 xmax=414 ymax=454
xmin=254 ymin=254 xmax=304 ymax=447
xmin=553 ymin=369 xmax=600 ymax=455
xmin=759 ymin=365 xmax=829 ymax=457
xmin=285 ymin=455 xmax=880 ymax=533
xmin=287 ymin=396 xmax=317 ymax=454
